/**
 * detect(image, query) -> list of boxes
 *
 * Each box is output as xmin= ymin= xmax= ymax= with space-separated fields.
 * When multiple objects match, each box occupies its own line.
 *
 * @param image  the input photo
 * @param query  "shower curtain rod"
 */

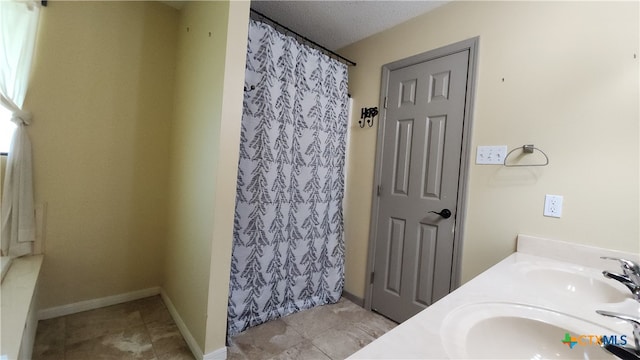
xmin=250 ymin=9 xmax=357 ymax=67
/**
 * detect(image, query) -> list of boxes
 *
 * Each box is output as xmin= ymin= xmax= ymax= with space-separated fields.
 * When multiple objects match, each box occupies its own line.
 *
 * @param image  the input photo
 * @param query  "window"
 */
xmin=0 ymin=106 xmax=15 ymax=154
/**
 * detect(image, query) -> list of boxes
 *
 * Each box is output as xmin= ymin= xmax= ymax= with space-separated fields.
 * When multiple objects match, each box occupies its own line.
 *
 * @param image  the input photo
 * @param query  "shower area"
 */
xmin=226 ymin=16 xmax=351 ymax=337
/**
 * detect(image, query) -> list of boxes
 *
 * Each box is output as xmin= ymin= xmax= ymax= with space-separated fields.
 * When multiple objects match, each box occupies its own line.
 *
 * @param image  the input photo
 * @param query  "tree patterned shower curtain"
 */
xmin=227 ymin=19 xmax=349 ymax=337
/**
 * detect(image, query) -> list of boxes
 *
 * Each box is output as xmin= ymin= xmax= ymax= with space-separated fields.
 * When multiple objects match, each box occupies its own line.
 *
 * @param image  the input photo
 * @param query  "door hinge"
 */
xmin=377 ymin=185 xmax=382 ymax=196
xmin=384 ymin=97 xmax=388 ymax=109
xmin=370 ymin=272 xmax=375 ymax=284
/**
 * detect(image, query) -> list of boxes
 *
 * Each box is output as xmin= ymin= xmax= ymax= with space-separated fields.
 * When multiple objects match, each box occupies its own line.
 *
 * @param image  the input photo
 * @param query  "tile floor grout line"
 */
xmin=312 ymin=342 xmax=334 ymax=360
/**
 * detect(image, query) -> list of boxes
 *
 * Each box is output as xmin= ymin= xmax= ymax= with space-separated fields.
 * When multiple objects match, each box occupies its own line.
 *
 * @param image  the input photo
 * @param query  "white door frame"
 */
xmin=364 ymin=37 xmax=480 ymax=311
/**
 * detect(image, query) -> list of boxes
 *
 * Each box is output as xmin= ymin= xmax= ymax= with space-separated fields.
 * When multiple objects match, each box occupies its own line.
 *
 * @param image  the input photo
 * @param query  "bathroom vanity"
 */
xmin=349 ymin=235 xmax=640 ymax=359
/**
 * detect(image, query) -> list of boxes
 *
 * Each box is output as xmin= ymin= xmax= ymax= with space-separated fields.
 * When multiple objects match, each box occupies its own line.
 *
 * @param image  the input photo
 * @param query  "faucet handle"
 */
xmin=597 ymin=310 xmax=640 ymax=355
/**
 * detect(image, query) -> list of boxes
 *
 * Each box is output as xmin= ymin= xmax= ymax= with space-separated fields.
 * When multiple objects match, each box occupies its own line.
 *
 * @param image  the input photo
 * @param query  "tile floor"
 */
xmin=33 ymin=296 xmax=396 ymax=360
xmin=32 ymin=295 xmax=194 ymax=360
xmin=228 ymin=298 xmax=397 ymax=360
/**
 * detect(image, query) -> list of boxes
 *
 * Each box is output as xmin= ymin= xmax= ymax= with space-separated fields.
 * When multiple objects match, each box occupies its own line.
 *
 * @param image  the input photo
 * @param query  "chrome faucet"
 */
xmin=601 ymin=257 xmax=640 ymax=301
xmin=604 ymin=271 xmax=640 ymax=300
xmin=596 ymin=310 xmax=640 ymax=360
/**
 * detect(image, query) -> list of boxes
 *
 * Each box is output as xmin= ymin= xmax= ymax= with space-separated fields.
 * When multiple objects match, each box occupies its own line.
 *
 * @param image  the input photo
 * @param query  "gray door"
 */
xmin=371 ymin=50 xmax=470 ymax=323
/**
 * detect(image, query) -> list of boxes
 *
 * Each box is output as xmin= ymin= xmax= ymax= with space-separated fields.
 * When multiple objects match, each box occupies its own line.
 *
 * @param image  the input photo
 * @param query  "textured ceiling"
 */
xmin=160 ymin=1 xmax=446 ymax=51
xmin=250 ymin=1 xmax=447 ymax=50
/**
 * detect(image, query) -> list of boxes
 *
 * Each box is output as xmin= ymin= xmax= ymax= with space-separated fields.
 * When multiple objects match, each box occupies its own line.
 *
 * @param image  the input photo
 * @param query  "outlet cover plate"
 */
xmin=544 ymin=194 xmax=563 ymax=218
xmin=476 ymin=145 xmax=508 ymax=165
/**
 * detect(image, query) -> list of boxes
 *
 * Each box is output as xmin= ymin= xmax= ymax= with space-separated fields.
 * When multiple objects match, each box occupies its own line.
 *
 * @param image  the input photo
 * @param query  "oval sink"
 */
xmin=525 ymin=267 xmax=628 ymax=303
xmin=442 ymin=302 xmax=619 ymax=359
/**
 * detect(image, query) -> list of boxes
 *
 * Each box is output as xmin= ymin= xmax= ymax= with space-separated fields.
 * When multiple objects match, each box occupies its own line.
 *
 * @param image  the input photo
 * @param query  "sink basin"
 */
xmin=524 ymin=266 xmax=628 ymax=303
xmin=441 ymin=302 xmax=619 ymax=359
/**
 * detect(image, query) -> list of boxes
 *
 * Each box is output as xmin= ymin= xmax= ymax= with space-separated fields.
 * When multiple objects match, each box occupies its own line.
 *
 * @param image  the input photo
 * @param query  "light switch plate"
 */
xmin=476 ymin=145 xmax=508 ymax=165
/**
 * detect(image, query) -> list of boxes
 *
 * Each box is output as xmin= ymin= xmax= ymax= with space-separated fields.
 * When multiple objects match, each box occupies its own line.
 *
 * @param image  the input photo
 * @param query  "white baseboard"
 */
xmin=37 ymin=287 xmax=161 ymax=320
xmin=204 ymin=346 xmax=227 ymax=360
xmin=160 ymin=289 xmax=206 ymax=360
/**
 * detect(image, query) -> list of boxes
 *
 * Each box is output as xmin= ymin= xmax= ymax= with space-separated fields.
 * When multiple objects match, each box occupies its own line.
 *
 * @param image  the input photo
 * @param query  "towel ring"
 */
xmin=503 ymin=145 xmax=549 ymax=167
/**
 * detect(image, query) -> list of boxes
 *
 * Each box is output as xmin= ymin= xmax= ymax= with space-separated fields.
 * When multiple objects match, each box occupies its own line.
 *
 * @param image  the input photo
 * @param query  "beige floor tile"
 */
xmin=147 ymin=319 xmax=189 ymax=356
xmin=353 ymin=313 xmax=397 ymax=339
xmin=35 ymin=296 xmax=389 ymax=360
xmin=34 ymin=296 xmax=194 ymax=359
xmin=325 ymin=299 xmax=376 ymax=323
xmin=66 ymin=303 xmax=144 ymax=345
xmin=281 ymin=303 xmax=343 ymax=339
xmin=32 ymin=348 xmax=65 ymax=360
xmin=231 ymin=319 xmax=305 ymax=359
xmin=65 ymin=335 xmax=102 ymax=360
xmin=33 ymin=317 xmax=65 ymax=358
xmin=227 ymin=341 xmax=248 ymax=360
xmin=156 ymin=345 xmax=195 ymax=360
xmin=311 ymin=323 xmax=376 ymax=360
xmin=66 ymin=325 xmax=155 ymax=360
xmin=230 ymin=298 xmax=393 ymax=359
xmin=267 ymin=340 xmax=331 ymax=360
xmin=98 ymin=325 xmax=155 ymax=359
xmin=129 ymin=295 xmax=173 ymax=324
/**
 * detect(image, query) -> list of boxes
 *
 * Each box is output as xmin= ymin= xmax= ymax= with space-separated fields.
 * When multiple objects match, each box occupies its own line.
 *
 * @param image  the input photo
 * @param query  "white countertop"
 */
xmin=349 ymin=235 xmax=640 ymax=359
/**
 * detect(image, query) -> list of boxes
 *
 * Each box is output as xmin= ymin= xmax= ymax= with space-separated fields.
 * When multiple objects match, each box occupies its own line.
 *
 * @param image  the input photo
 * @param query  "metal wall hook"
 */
xmin=359 ymin=107 xmax=378 ymax=128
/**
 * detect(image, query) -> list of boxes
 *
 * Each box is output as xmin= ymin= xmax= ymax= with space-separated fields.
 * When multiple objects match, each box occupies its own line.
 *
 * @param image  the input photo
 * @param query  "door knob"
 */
xmin=429 ymin=209 xmax=452 ymax=219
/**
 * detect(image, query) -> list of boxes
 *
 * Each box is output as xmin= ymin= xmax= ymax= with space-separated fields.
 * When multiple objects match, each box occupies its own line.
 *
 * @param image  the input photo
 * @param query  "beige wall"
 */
xmin=22 ymin=0 xmax=248 ymax=352
xmin=164 ymin=0 xmax=248 ymax=352
xmin=340 ymin=1 xmax=639 ymax=298
xmin=204 ymin=1 xmax=249 ymax=353
xmin=24 ymin=1 xmax=178 ymax=308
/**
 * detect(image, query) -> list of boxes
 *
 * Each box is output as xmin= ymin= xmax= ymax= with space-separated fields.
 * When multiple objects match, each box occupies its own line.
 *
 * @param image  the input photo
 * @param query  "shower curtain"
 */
xmin=227 ymin=19 xmax=349 ymax=337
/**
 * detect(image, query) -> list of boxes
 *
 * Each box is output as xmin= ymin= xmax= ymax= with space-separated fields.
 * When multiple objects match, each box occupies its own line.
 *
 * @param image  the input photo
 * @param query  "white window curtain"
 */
xmin=0 ymin=0 xmax=40 ymax=257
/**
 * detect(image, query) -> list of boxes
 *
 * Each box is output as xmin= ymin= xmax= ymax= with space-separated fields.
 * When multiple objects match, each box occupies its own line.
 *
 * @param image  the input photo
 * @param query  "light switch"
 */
xmin=476 ymin=145 xmax=508 ymax=165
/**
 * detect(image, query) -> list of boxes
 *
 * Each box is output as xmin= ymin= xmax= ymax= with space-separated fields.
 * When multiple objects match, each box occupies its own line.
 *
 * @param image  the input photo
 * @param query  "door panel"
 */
xmin=399 ymin=79 xmax=417 ymax=105
xmin=371 ymin=50 xmax=470 ymax=323
xmin=415 ymin=223 xmax=437 ymax=306
xmin=386 ymin=217 xmax=405 ymax=295
xmin=422 ymin=115 xmax=446 ymax=199
xmin=429 ymin=71 xmax=451 ymax=102
xmin=392 ymin=120 xmax=414 ymax=196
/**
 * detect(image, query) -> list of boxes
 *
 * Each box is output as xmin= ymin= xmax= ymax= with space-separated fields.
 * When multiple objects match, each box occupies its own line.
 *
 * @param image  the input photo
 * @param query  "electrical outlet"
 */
xmin=544 ymin=194 xmax=563 ymax=218
xmin=476 ymin=145 xmax=508 ymax=165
